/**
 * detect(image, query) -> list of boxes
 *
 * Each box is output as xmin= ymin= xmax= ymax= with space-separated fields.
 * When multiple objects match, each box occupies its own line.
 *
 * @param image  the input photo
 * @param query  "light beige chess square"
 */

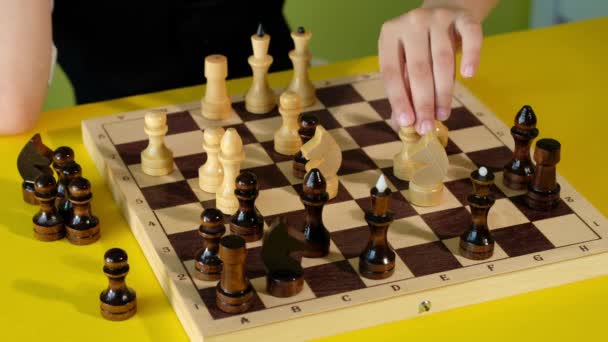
xmin=244 ymin=116 xmax=283 ymax=143
xmin=485 ymin=198 xmax=529 ymax=230
xmin=301 ymin=98 xmax=326 ymax=112
xmin=363 ymin=141 xmax=402 ymax=168
xmin=493 ymin=172 xmax=527 ymax=198
xmin=442 ymin=237 xmax=509 ymax=267
xmin=449 ymin=126 xmax=503 ymax=153
xmin=183 ymin=260 xmax=218 ymax=289
xmin=129 ymin=163 xmax=184 ymax=188
xmin=329 ymin=102 xmax=383 ymax=127
xmin=301 ymin=240 xmax=345 ymax=267
xmin=256 ymin=186 xmax=304 ymax=216
xmin=245 ymin=222 xmax=270 ymax=249
xmin=404 ymin=187 xmax=462 ymax=215
xmin=276 ymin=161 xmax=303 ymax=185
xmin=352 ymin=78 xmax=386 ymax=101
xmin=251 ymin=276 xmax=316 ymax=308
xmin=534 ymin=214 xmax=599 ymax=247
xmin=165 ymin=131 xmax=205 ymax=158
xmin=445 ymin=153 xmax=477 ymax=181
xmin=346 ymin=256 xmax=414 ymax=287
xmin=190 ymin=107 xmax=243 ymax=130
xmin=328 ymin=128 xmax=359 ymax=151
xmin=155 ymin=202 xmax=203 ymax=235
xmin=388 ymin=215 xmax=439 ymax=249
xmin=242 ymin=143 xmax=274 ymax=169
xmin=186 ymin=178 xmax=216 ymax=202
xmin=340 ymin=169 xmax=396 ymax=199
xmin=105 ymin=118 xmax=147 ymax=144
xmin=451 ymin=97 xmax=462 ymax=108
xmin=324 ymin=200 xmax=367 ymax=232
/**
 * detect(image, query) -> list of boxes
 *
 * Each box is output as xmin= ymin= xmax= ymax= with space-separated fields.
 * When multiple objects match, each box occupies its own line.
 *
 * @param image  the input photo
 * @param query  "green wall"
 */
xmin=43 ymin=0 xmax=530 ymax=111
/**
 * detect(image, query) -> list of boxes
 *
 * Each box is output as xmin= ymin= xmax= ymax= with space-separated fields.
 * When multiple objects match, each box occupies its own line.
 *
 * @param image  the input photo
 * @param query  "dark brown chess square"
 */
xmin=233 ymin=101 xmax=280 ymax=122
xmin=302 ymin=109 xmax=342 ymax=130
xmin=174 ymin=153 xmax=207 ymax=179
xmin=492 ymin=222 xmax=555 ymax=257
xmin=264 ymin=209 xmax=307 ymax=228
xmin=338 ymin=149 xmax=377 ymax=175
xmin=396 ymin=241 xmax=462 ymax=277
xmin=199 ymin=286 xmax=266 ymax=320
xmin=444 ymin=107 xmax=483 ymax=130
xmin=345 ymin=121 xmax=399 ymax=147
xmin=303 ymin=260 xmax=366 ymax=297
xmin=115 ymin=140 xmax=148 ymax=165
xmin=244 ymin=164 xmax=291 ymax=190
xmin=292 ymin=181 xmax=353 ymax=205
xmin=166 ymin=111 xmax=199 ymax=136
xmin=331 ymin=226 xmax=369 ymax=259
xmin=445 ymin=139 xmax=463 ymax=155
xmin=245 ymin=246 xmax=266 ymax=279
xmin=355 ymin=191 xmax=416 ymax=220
xmin=225 ymin=123 xmax=257 ymax=145
xmin=381 ymin=167 xmax=409 ymax=191
xmin=445 ymin=178 xmax=506 ymax=206
xmin=141 ymin=180 xmax=199 ymax=210
xmin=422 ymin=207 xmax=471 ymax=240
xmin=259 ymin=141 xmax=293 ymax=163
xmin=316 ymin=84 xmax=365 ymax=107
xmin=509 ymin=195 xmax=574 ymax=222
xmin=368 ymin=98 xmax=391 ymax=120
xmin=466 ymin=146 xmax=513 ymax=172
xmin=167 ymin=229 xmax=199 ymax=261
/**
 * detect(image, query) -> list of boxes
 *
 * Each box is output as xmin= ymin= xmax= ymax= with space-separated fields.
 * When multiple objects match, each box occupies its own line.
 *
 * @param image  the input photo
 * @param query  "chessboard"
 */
xmin=82 ymin=72 xmax=608 ymax=341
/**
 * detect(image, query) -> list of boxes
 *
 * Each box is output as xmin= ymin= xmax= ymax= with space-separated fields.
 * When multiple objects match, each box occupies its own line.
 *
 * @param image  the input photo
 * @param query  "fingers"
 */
xmin=379 ymin=22 xmax=416 ymax=130
xmin=455 ymin=13 xmax=482 ymax=78
xmin=430 ymin=11 xmax=456 ymax=121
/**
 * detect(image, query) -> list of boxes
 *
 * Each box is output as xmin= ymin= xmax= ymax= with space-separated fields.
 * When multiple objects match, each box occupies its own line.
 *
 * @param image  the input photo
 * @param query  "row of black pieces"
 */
xmin=33 ymin=146 xmax=100 ymax=245
xmin=503 ymin=105 xmax=562 ymax=210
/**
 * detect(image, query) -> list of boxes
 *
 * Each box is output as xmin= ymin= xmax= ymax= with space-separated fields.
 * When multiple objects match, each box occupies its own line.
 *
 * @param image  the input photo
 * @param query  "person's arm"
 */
xmin=379 ymin=0 xmax=498 ymax=134
xmin=0 ymin=0 xmax=53 ymax=135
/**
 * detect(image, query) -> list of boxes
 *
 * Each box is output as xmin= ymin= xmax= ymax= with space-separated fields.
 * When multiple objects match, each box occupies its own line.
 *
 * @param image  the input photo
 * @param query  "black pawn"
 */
xmin=298 ymin=168 xmax=330 ymax=258
xmin=292 ymin=113 xmax=319 ymax=179
xmin=52 ymin=146 xmax=75 ymax=177
xmin=194 ymin=208 xmax=226 ymax=281
xmin=230 ymin=171 xmax=264 ymax=242
xmin=460 ymin=167 xmax=496 ymax=260
xmin=66 ymin=177 xmax=100 ymax=245
xmin=100 ymin=248 xmax=137 ymax=321
xmin=503 ymin=105 xmax=539 ymax=190
xmin=525 ymin=138 xmax=561 ymax=210
xmin=57 ymin=160 xmax=82 ymax=220
xmin=33 ymin=174 xmax=65 ymax=241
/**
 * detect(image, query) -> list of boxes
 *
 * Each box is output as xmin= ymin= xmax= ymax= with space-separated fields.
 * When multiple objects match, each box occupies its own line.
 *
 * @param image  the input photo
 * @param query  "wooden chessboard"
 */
xmin=82 ymin=72 xmax=608 ymax=341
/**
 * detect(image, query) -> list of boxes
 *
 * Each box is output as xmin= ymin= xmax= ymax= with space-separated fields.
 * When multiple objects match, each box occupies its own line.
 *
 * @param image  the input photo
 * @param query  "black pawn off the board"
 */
xmin=66 ymin=177 xmax=100 ymax=245
xmin=292 ymin=112 xmax=319 ymax=179
xmin=100 ymin=248 xmax=137 ymax=321
xmin=299 ymin=168 xmax=330 ymax=258
xmin=503 ymin=105 xmax=539 ymax=190
xmin=194 ymin=208 xmax=225 ymax=281
xmin=359 ymin=176 xmax=395 ymax=279
xmin=230 ymin=171 xmax=264 ymax=242
xmin=32 ymin=174 xmax=65 ymax=241
xmin=216 ymin=235 xmax=254 ymax=314
xmin=57 ymin=161 xmax=82 ymax=222
xmin=525 ymin=138 xmax=562 ymax=210
xmin=460 ymin=167 xmax=496 ymax=260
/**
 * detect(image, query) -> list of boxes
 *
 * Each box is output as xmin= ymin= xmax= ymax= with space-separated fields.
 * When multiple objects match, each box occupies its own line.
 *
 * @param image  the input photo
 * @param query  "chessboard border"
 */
xmin=82 ymin=73 xmax=608 ymax=342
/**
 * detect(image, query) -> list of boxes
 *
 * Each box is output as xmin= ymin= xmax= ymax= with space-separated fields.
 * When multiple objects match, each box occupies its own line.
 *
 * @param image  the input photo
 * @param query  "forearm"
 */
xmin=422 ymin=0 xmax=499 ymax=21
xmin=0 ymin=0 xmax=53 ymax=135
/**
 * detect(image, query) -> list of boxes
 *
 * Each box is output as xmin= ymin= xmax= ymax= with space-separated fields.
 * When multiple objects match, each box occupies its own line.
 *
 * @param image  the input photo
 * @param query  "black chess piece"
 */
xmin=263 ymin=217 xmax=305 ymax=297
xmin=52 ymin=146 xmax=74 ymax=177
xmin=292 ymin=112 xmax=319 ymax=179
xmin=230 ymin=171 xmax=264 ymax=242
xmin=194 ymin=208 xmax=225 ymax=281
xmin=525 ymin=138 xmax=561 ymax=210
xmin=503 ymin=105 xmax=539 ymax=190
xmin=460 ymin=167 xmax=496 ymax=260
xmin=100 ymin=248 xmax=137 ymax=321
xmin=66 ymin=177 xmax=100 ymax=245
xmin=32 ymin=174 xmax=65 ymax=241
xmin=56 ymin=161 xmax=81 ymax=218
xmin=298 ymin=168 xmax=330 ymax=258
xmin=17 ymin=133 xmax=53 ymax=205
xmin=216 ymin=235 xmax=254 ymax=314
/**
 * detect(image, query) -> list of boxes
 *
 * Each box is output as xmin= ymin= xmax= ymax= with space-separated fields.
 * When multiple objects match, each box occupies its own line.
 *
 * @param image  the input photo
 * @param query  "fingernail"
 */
xmin=398 ymin=113 xmax=414 ymax=127
xmin=418 ymin=120 xmax=434 ymax=135
xmin=462 ymin=65 xmax=475 ymax=78
xmin=437 ymin=107 xmax=450 ymax=120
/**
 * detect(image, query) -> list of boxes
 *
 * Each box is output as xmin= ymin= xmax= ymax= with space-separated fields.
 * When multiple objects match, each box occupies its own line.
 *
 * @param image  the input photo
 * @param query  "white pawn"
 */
xmin=141 ymin=109 xmax=174 ymax=176
xmin=287 ymin=26 xmax=316 ymax=107
xmin=201 ymin=54 xmax=232 ymax=120
xmin=274 ymin=91 xmax=303 ymax=155
xmin=199 ymin=127 xmax=225 ymax=193
xmin=245 ymin=24 xmax=276 ymax=114
xmin=216 ymin=128 xmax=245 ymax=215
xmin=393 ymin=126 xmax=421 ymax=181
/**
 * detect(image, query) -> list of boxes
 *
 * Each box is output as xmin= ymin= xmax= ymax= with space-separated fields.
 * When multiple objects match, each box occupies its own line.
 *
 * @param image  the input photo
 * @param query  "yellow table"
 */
xmin=1 ymin=18 xmax=607 ymax=341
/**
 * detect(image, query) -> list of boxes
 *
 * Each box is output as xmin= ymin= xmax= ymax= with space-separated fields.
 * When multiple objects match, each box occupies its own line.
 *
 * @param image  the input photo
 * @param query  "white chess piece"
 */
xmin=141 ymin=109 xmax=174 ymax=176
xmin=300 ymin=125 xmax=342 ymax=199
xmin=245 ymin=24 xmax=276 ymax=114
xmin=287 ymin=27 xmax=316 ymax=107
xmin=274 ymin=91 xmax=303 ymax=155
xmin=201 ymin=54 xmax=232 ymax=120
xmin=406 ymin=133 xmax=449 ymax=207
xmin=216 ymin=128 xmax=245 ymax=215
xmin=393 ymin=126 xmax=421 ymax=181
xmin=199 ymin=127 xmax=225 ymax=193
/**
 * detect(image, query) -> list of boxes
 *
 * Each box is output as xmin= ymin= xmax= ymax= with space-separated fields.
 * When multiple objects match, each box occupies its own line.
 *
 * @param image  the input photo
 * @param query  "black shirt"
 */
xmin=53 ymin=0 xmax=292 ymax=104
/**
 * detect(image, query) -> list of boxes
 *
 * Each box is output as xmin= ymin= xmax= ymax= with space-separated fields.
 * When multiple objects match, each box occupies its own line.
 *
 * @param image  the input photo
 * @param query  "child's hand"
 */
xmin=379 ymin=2 xmax=493 ymax=135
